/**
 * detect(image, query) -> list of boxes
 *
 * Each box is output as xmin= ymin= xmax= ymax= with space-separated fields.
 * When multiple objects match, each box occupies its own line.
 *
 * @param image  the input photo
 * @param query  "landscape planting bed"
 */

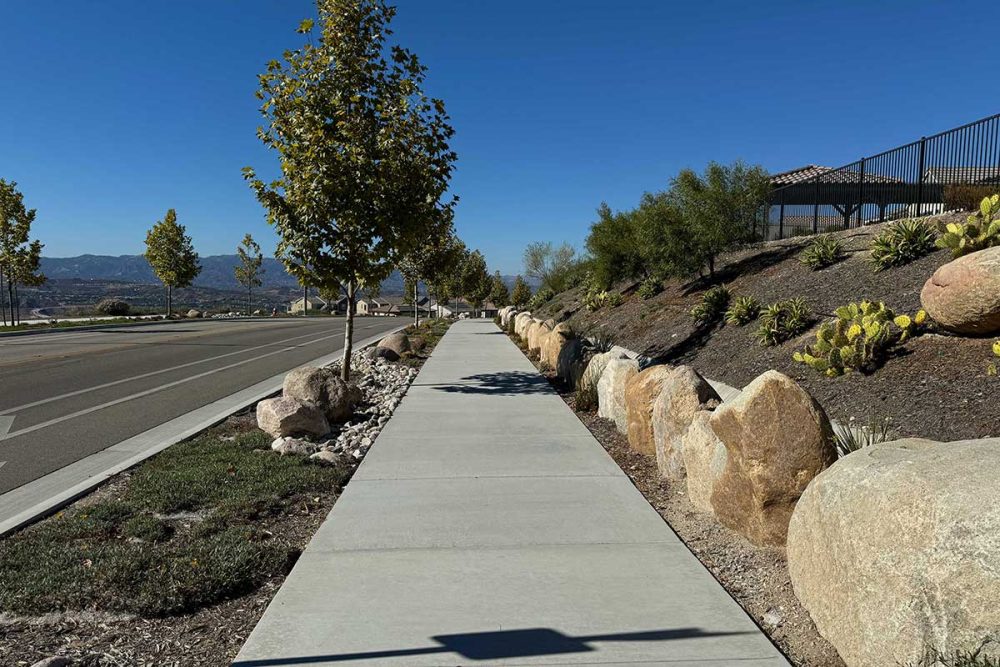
xmin=535 ymin=213 xmax=996 ymax=443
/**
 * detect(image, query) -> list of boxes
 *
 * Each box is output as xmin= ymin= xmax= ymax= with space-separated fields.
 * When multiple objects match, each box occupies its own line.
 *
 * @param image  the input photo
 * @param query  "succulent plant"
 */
xmin=800 ymin=234 xmax=845 ymax=270
xmin=690 ymin=285 xmax=731 ymax=324
xmin=794 ymin=300 xmax=926 ymax=376
xmin=725 ymin=295 xmax=761 ymax=326
xmin=753 ymin=297 xmax=811 ymax=346
xmin=936 ymin=194 xmax=1000 ymax=258
xmin=870 ymin=219 xmax=938 ymax=271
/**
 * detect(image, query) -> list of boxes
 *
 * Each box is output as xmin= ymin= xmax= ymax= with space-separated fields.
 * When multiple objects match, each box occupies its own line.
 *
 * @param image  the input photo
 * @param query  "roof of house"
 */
xmin=923 ymin=166 xmax=1000 ymax=184
xmin=771 ymin=164 xmax=904 ymax=187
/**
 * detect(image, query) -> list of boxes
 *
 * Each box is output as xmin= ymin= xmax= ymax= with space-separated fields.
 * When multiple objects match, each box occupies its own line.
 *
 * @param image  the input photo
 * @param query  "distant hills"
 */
xmin=39 ymin=254 xmax=531 ymax=294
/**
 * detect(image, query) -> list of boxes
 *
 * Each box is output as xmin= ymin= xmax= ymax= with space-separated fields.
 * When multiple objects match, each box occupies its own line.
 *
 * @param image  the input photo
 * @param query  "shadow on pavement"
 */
xmin=232 ymin=626 xmax=753 ymax=665
xmin=428 ymin=371 xmax=552 ymax=395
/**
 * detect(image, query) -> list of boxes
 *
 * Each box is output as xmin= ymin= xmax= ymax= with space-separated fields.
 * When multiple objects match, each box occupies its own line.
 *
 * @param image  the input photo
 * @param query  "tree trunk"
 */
xmin=341 ymin=281 xmax=355 ymax=381
xmin=0 ymin=266 xmax=7 ymax=326
xmin=8 ymin=279 xmax=15 ymax=326
xmin=414 ymin=278 xmax=419 ymax=327
xmin=302 ymin=284 xmax=307 ymax=316
xmin=248 ymin=287 xmax=252 ymax=316
xmin=14 ymin=282 xmax=19 ymax=325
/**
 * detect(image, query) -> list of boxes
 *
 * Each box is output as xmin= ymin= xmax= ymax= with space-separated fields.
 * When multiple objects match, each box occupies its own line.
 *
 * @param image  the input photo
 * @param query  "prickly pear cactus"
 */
xmin=937 ymin=194 xmax=1000 ymax=258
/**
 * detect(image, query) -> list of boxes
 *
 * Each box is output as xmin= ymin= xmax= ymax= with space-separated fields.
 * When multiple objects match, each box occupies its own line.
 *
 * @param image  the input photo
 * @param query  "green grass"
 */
xmin=0 ymin=428 xmax=350 ymax=618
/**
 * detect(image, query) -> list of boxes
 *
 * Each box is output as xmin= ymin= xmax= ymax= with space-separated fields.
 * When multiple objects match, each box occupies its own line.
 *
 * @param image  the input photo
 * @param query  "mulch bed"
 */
xmin=537 ymin=213 xmax=998 ymax=443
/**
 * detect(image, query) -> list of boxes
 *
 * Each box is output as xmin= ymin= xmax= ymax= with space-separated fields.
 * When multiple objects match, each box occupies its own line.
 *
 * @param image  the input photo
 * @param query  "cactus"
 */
xmin=936 ymin=194 xmax=1000 ymax=258
xmin=793 ymin=301 xmax=926 ymax=376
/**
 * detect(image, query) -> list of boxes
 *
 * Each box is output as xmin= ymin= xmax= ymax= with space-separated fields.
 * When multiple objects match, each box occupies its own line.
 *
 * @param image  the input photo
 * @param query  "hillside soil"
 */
xmin=536 ymin=213 xmax=995 ymax=443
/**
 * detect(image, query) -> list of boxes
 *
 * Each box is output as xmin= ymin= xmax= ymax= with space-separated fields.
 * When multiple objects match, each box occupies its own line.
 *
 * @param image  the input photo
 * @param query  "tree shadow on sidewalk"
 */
xmin=426 ymin=371 xmax=552 ymax=395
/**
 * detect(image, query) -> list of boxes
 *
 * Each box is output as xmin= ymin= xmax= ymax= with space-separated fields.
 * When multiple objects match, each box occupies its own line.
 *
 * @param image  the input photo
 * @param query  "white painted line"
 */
xmin=1 ymin=326 xmax=341 ymax=415
xmin=2 ymin=328 xmax=352 ymax=441
xmin=0 ymin=416 xmax=12 ymax=439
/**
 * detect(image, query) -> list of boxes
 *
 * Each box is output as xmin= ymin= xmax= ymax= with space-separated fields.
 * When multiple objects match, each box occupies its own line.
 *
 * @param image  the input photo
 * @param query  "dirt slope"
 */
xmin=536 ymin=213 xmax=995 ymax=442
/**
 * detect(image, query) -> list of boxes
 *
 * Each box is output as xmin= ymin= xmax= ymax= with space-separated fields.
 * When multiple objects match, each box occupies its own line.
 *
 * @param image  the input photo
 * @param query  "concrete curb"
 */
xmin=0 ymin=324 xmax=405 ymax=538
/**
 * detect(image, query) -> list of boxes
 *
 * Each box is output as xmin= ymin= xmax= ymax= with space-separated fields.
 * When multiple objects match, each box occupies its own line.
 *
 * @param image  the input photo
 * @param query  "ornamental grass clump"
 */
xmin=753 ymin=297 xmax=811 ymax=346
xmin=690 ymin=285 xmax=731 ymax=324
xmin=936 ymin=194 xmax=1000 ymax=258
xmin=870 ymin=219 xmax=937 ymax=271
xmin=724 ymin=295 xmax=761 ymax=326
xmin=793 ymin=300 xmax=927 ymax=376
xmin=799 ymin=234 xmax=845 ymax=270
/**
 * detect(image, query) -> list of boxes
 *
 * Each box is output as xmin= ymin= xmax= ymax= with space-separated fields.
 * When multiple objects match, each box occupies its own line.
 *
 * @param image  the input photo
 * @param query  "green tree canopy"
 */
xmin=0 ymin=179 xmax=45 ymax=325
xmin=144 ymin=208 xmax=200 ymax=316
xmin=461 ymin=249 xmax=491 ymax=309
xmin=523 ymin=241 xmax=577 ymax=293
xmin=510 ymin=275 xmax=532 ymax=308
xmin=245 ymin=0 xmax=457 ymax=379
xmin=235 ymin=233 xmax=264 ymax=313
xmin=489 ymin=271 xmax=510 ymax=308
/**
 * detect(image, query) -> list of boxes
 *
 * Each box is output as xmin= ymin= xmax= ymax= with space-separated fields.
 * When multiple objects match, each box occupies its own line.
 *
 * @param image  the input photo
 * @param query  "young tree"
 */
xmin=235 ymin=233 xmax=264 ymax=314
xmin=144 ymin=209 xmax=201 ymax=317
xmin=523 ymin=241 xmax=577 ymax=293
xmin=0 ymin=179 xmax=44 ymax=326
xmin=669 ymin=160 xmax=770 ymax=278
xmin=489 ymin=271 xmax=510 ymax=308
xmin=462 ymin=250 xmax=491 ymax=313
xmin=510 ymin=275 xmax=532 ymax=308
xmin=245 ymin=0 xmax=457 ymax=380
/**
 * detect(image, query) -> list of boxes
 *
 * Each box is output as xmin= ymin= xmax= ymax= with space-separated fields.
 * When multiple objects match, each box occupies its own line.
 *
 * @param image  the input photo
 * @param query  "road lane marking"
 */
xmin=0 ymin=325 xmax=348 ymax=415
xmin=0 ymin=327 xmax=368 ymax=442
xmin=0 ymin=417 xmax=13 ymax=439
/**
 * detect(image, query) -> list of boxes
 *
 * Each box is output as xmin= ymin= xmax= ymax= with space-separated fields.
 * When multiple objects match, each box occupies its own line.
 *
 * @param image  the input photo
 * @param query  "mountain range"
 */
xmin=39 ymin=254 xmax=531 ymax=294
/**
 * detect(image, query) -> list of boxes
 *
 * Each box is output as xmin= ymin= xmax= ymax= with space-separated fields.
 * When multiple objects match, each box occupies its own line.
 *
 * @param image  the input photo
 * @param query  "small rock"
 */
xmin=310 ymin=450 xmax=341 ymax=465
xmin=761 ymin=609 xmax=783 ymax=628
xmin=31 ymin=658 xmax=73 ymax=667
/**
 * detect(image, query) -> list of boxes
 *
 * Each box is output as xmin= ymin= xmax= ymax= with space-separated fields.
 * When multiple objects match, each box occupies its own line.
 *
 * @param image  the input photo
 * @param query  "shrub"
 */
xmin=799 ymin=235 xmax=845 ymax=270
xmin=905 ymin=638 xmax=1000 ymax=667
xmin=943 ymin=183 xmax=999 ymax=212
xmin=724 ymin=295 xmax=760 ymax=326
xmin=690 ymin=285 xmax=731 ymax=324
xmin=96 ymin=298 xmax=131 ymax=316
xmin=936 ymin=194 xmax=1000 ymax=258
xmin=833 ymin=411 xmax=892 ymax=458
xmin=583 ymin=288 xmax=622 ymax=311
xmin=637 ymin=277 xmax=662 ymax=300
xmin=753 ymin=297 xmax=811 ymax=346
xmin=793 ymin=301 xmax=926 ymax=376
xmin=527 ymin=287 xmax=554 ymax=310
xmin=870 ymin=219 xmax=938 ymax=271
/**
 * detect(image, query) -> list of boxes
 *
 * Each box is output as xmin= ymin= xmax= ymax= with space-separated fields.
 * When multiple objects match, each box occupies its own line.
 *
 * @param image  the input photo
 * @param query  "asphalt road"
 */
xmin=0 ymin=317 xmax=404 ymax=495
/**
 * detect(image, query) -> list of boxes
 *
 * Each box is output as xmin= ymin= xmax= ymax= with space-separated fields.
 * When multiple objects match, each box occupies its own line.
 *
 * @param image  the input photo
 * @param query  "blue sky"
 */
xmin=2 ymin=1 xmax=999 ymax=274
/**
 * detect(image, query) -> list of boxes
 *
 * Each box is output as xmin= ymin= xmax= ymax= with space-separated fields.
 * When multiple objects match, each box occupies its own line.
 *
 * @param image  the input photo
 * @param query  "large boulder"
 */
xmin=596 ymin=358 xmax=639 ymax=433
xmin=186 ymin=309 xmax=202 ymax=318
xmin=787 ymin=438 xmax=1000 ymax=667
xmin=556 ymin=337 xmax=585 ymax=388
xmin=376 ymin=332 xmax=411 ymax=361
xmin=920 ymin=246 xmax=1000 ymax=335
xmin=540 ymin=323 xmax=572 ymax=369
xmin=624 ymin=365 xmax=675 ymax=456
xmin=681 ymin=411 xmax=727 ymax=513
xmin=256 ymin=396 xmax=330 ymax=439
xmin=709 ymin=370 xmax=836 ymax=546
xmin=527 ymin=321 xmax=551 ymax=355
xmin=514 ymin=312 xmax=533 ymax=338
xmin=652 ymin=366 xmax=721 ymax=479
xmin=578 ymin=350 xmax=626 ymax=398
xmin=283 ymin=365 xmax=361 ymax=423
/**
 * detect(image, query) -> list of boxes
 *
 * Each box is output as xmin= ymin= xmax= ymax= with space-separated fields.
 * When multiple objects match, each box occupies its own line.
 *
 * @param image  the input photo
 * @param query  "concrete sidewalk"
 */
xmin=233 ymin=320 xmax=789 ymax=666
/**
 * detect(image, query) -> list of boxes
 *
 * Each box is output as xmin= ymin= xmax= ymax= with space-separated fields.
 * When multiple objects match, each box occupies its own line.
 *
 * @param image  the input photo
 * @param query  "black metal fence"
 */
xmin=761 ymin=113 xmax=1000 ymax=240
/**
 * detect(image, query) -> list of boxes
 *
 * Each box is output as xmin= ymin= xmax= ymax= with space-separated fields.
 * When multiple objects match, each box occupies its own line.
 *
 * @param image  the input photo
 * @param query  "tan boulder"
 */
xmin=578 ymin=351 xmax=624 ymax=396
xmin=514 ymin=312 xmax=532 ymax=337
xmin=527 ymin=320 xmax=551 ymax=354
xmin=256 ymin=396 xmax=330 ymax=439
xmin=283 ymin=366 xmax=362 ymax=423
xmin=681 ymin=411 xmax=727 ymax=513
xmin=556 ymin=337 xmax=585 ymax=388
xmin=651 ymin=366 xmax=721 ymax=479
xmin=540 ymin=323 xmax=571 ymax=369
xmin=920 ymin=246 xmax=1000 ymax=335
xmin=624 ymin=365 xmax=675 ymax=456
xmin=596 ymin=358 xmax=639 ymax=433
xmin=788 ymin=438 xmax=1000 ymax=667
xmin=709 ymin=370 xmax=836 ymax=546
xmin=376 ymin=332 xmax=411 ymax=361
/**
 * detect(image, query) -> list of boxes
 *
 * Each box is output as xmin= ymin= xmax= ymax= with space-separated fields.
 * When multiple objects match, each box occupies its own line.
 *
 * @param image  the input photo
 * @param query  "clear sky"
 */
xmin=3 ymin=1 xmax=999 ymax=274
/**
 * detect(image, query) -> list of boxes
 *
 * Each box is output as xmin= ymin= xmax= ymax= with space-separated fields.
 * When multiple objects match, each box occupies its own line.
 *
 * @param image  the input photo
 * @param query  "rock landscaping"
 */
xmin=0 ymin=318 xmax=451 ymax=666
xmin=920 ymin=245 xmax=1000 ymax=335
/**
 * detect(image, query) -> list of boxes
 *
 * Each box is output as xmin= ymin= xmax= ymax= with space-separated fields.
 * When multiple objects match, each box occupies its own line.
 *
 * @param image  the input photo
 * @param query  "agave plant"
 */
xmin=725 ymin=295 xmax=761 ymax=326
xmin=870 ymin=219 xmax=938 ymax=271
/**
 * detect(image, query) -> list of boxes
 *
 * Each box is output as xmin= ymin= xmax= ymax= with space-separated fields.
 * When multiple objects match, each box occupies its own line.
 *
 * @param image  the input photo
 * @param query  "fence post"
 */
xmin=778 ymin=198 xmax=785 ymax=239
xmin=812 ymin=176 xmax=820 ymax=233
xmin=916 ymin=136 xmax=927 ymax=217
xmin=856 ymin=157 xmax=865 ymax=228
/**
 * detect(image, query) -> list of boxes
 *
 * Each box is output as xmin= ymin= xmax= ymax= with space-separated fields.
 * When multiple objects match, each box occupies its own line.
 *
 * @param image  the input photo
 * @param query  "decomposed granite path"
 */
xmin=233 ymin=319 xmax=790 ymax=666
